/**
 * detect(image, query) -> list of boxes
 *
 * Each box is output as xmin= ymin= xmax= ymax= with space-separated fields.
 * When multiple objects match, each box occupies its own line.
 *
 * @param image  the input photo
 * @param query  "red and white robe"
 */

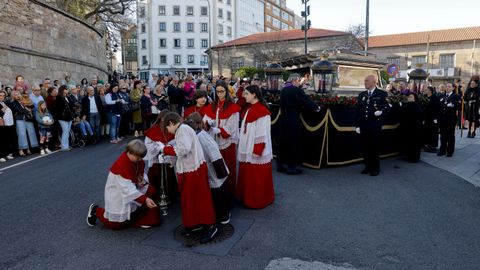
xmin=183 ymin=105 xmax=206 ymax=118
xmin=96 ymin=152 xmax=161 ymax=230
xmin=163 ymin=124 xmax=216 ymax=228
xmin=203 ymin=101 xmax=240 ymax=200
xmin=144 ymin=126 xmax=178 ymax=203
xmin=236 ymin=102 xmax=275 ymax=209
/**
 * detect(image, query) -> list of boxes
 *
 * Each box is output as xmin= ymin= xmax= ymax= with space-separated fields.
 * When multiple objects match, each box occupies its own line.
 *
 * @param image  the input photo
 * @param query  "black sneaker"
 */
xmin=220 ymin=213 xmax=231 ymax=225
xmin=200 ymin=226 xmax=218 ymax=244
xmin=181 ymin=225 xmax=204 ymax=237
xmin=86 ymin=204 xmax=98 ymax=227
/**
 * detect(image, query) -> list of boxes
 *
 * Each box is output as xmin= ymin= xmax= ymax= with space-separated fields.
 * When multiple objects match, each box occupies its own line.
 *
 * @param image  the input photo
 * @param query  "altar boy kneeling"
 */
xmin=86 ymin=139 xmax=161 ymax=230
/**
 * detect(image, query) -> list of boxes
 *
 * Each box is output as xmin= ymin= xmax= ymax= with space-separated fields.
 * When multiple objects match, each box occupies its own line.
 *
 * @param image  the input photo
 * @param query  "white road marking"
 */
xmin=265 ymin=258 xmax=357 ymax=270
xmin=0 ymin=150 xmax=60 ymax=172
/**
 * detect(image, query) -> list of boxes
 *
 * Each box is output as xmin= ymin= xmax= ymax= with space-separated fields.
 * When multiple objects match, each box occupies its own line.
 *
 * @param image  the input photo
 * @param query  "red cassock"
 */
xmin=203 ymin=101 xmax=241 ymax=199
xmin=236 ymin=102 xmax=274 ymax=209
xmin=183 ymin=105 xmax=207 ymax=118
xmin=96 ymin=152 xmax=161 ymax=230
xmin=163 ymin=124 xmax=216 ymax=228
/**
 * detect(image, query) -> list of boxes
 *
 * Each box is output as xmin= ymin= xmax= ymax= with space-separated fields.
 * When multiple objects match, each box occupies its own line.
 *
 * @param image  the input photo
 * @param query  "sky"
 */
xmin=286 ymin=0 xmax=480 ymax=35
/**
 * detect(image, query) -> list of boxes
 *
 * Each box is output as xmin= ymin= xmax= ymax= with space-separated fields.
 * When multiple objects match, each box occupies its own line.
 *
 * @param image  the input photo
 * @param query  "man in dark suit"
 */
xmin=423 ymin=86 xmax=441 ymax=152
xmin=81 ymin=86 xmax=104 ymax=141
xmin=355 ymin=75 xmax=389 ymax=176
xmin=438 ymin=83 xmax=460 ymax=157
xmin=277 ymin=73 xmax=321 ymax=175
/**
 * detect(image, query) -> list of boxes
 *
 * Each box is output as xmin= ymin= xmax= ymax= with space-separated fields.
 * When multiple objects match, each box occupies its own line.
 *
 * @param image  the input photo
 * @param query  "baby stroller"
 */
xmin=58 ymin=128 xmax=86 ymax=148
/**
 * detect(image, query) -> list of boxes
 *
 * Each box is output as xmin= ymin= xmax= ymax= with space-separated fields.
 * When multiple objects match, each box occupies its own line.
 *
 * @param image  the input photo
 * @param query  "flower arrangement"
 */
xmin=309 ymin=94 xmax=358 ymax=108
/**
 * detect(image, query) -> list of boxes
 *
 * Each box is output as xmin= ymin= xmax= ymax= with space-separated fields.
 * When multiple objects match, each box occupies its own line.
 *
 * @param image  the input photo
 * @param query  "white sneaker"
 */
xmin=45 ymin=148 xmax=52 ymax=154
xmin=40 ymin=149 xmax=46 ymax=155
xmin=0 ymin=158 xmax=6 ymax=162
xmin=6 ymin=154 xmax=13 ymax=160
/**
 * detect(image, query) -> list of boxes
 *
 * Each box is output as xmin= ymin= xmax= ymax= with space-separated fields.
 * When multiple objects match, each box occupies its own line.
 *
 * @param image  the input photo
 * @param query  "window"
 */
xmin=173 ymin=22 xmax=181 ymax=32
xmin=218 ymin=40 xmax=223 ymax=44
xmin=218 ymin=24 xmax=223 ymax=34
xmin=272 ymin=6 xmax=280 ymax=16
xmin=138 ymin=6 xmax=145 ymax=17
xmin=282 ymin=11 xmax=289 ymax=21
xmin=142 ymin=55 xmax=147 ymax=65
xmin=267 ymin=15 xmax=272 ymax=22
xmin=173 ymin=5 xmax=180 ymax=15
xmin=218 ymin=8 xmax=223 ymax=18
xmin=231 ymin=57 xmax=244 ymax=70
xmin=227 ymin=26 xmax=232 ymax=36
xmin=158 ymin=5 xmax=165 ymax=15
xmin=201 ymin=39 xmax=208 ymax=48
xmin=227 ymin=0 xmax=231 ymax=5
xmin=227 ymin=11 xmax=231 ymax=21
xmin=266 ymin=3 xmax=271 ymax=9
xmin=201 ymin=55 xmax=208 ymax=65
xmin=187 ymin=22 xmax=194 ymax=32
xmin=272 ymin=18 xmax=280 ymax=28
xmin=186 ymin=6 xmax=194 ymax=15
xmin=174 ymin=55 xmax=181 ymax=64
xmin=387 ymin=57 xmax=400 ymax=67
xmin=159 ymin=38 xmax=166 ymax=48
xmin=141 ymin=39 xmax=146 ymax=49
xmin=187 ymin=55 xmax=195 ymax=64
xmin=141 ymin=23 xmax=146 ymax=33
xmin=173 ymin=39 xmax=181 ymax=48
xmin=201 ymin=23 xmax=208 ymax=32
xmin=411 ymin=55 xmax=426 ymax=68
xmin=160 ymin=55 xmax=167 ymax=64
xmin=440 ymin=54 xmax=455 ymax=68
xmin=187 ymin=38 xmax=194 ymax=48
xmin=201 ymin=6 xmax=208 ymax=16
xmin=159 ymin=22 xmax=166 ymax=32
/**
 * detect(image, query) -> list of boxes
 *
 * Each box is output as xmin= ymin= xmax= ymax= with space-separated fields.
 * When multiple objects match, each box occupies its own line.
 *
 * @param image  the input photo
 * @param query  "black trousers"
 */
xmin=0 ymin=126 xmax=17 ymax=157
xmin=439 ymin=122 xmax=455 ymax=155
xmin=423 ymin=122 xmax=439 ymax=147
xmin=210 ymin=181 xmax=230 ymax=223
xmin=360 ymin=125 xmax=381 ymax=172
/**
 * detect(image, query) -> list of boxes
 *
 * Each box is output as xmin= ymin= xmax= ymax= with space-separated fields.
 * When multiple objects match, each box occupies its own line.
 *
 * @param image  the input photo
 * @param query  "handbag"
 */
xmin=151 ymin=105 xmax=160 ymax=115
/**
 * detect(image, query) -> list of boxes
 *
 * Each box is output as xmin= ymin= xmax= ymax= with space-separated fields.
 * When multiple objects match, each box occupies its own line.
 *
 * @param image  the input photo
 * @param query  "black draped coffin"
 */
xmin=270 ymin=104 xmax=401 ymax=169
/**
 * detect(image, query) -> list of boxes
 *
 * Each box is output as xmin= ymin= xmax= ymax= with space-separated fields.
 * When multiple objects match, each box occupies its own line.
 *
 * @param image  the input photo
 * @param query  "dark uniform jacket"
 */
xmin=439 ymin=92 xmax=460 ymax=125
xmin=355 ymin=88 xmax=389 ymax=130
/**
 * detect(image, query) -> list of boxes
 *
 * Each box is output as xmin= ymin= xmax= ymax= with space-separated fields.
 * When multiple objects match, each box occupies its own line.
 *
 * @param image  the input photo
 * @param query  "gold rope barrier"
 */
xmin=300 ymin=112 xmax=328 ymax=132
xmin=270 ymin=108 xmax=281 ymax=125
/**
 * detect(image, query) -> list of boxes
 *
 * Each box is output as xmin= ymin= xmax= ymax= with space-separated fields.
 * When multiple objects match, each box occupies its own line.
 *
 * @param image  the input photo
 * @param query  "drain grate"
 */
xmin=174 ymin=224 xmax=235 ymax=247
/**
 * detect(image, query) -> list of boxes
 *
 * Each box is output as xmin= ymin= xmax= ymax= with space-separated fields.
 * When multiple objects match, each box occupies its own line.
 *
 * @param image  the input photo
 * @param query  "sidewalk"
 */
xmin=421 ymin=129 xmax=480 ymax=187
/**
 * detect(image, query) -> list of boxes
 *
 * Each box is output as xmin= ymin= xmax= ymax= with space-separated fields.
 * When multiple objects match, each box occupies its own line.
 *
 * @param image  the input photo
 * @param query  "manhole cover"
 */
xmin=174 ymin=224 xmax=234 ymax=247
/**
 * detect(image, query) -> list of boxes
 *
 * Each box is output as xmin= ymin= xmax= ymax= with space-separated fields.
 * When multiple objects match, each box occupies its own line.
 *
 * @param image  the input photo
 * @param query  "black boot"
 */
xmin=467 ymin=131 xmax=472 ymax=138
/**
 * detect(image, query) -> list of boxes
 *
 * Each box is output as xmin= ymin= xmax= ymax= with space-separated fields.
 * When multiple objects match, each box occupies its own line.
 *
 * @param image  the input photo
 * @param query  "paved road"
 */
xmin=0 ymin=139 xmax=479 ymax=270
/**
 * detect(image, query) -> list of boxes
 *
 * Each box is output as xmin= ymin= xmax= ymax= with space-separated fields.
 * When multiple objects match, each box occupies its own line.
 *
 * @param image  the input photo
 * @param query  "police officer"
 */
xmin=355 ymin=75 xmax=388 ymax=176
xmin=438 ymin=83 xmax=460 ymax=157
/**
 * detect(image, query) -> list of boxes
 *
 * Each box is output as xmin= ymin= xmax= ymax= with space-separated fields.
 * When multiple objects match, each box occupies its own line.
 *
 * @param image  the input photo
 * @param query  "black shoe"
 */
xmin=446 ymin=153 xmax=453 ymax=157
xmin=86 ymin=204 xmax=98 ymax=227
xmin=369 ymin=171 xmax=379 ymax=176
xmin=182 ymin=225 xmax=204 ymax=237
xmin=286 ymin=168 xmax=302 ymax=175
xmin=200 ymin=226 xmax=218 ymax=244
xmin=437 ymin=152 xmax=446 ymax=156
xmin=424 ymin=147 xmax=438 ymax=153
xmin=467 ymin=132 xmax=472 ymax=138
xmin=361 ymin=168 xmax=369 ymax=174
xmin=472 ymin=132 xmax=476 ymax=138
xmin=220 ymin=212 xmax=231 ymax=225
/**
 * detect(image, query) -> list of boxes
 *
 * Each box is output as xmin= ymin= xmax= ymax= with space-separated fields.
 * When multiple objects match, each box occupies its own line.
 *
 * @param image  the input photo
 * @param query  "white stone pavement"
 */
xmin=421 ymin=129 xmax=480 ymax=187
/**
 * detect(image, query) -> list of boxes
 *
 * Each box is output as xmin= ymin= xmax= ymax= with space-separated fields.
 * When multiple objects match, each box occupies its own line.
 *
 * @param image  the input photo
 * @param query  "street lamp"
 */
xmin=301 ymin=0 xmax=311 ymax=55
xmin=204 ymin=0 xmax=212 ymax=74
xmin=311 ymin=56 xmax=336 ymax=93
xmin=264 ymin=63 xmax=283 ymax=91
xmin=408 ymin=64 xmax=429 ymax=94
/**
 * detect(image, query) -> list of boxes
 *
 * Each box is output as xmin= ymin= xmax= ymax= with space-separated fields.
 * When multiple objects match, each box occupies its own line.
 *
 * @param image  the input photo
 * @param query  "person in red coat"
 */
xmin=183 ymin=90 xmax=208 ymax=118
xmin=86 ymin=139 xmax=161 ymax=230
xmin=203 ymin=80 xmax=240 ymax=206
xmin=162 ymin=112 xmax=218 ymax=243
xmin=236 ymin=85 xmax=274 ymax=209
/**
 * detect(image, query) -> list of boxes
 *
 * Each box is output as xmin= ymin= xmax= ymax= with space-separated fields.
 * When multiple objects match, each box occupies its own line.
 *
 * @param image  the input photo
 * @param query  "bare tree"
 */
xmin=248 ymin=32 xmax=296 ymax=65
xmin=343 ymin=23 xmax=370 ymax=50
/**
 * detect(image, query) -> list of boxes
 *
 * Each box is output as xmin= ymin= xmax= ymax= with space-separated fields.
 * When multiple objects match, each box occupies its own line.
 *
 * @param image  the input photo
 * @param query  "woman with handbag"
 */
xmin=10 ymin=90 xmax=39 ymax=156
xmin=140 ymin=86 xmax=157 ymax=131
xmin=0 ymin=90 xmax=16 ymax=161
xmin=54 ymin=85 xmax=75 ymax=151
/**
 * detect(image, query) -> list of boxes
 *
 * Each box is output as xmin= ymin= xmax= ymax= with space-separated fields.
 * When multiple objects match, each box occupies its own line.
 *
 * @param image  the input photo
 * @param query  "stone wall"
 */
xmin=0 ymin=0 xmax=108 ymax=88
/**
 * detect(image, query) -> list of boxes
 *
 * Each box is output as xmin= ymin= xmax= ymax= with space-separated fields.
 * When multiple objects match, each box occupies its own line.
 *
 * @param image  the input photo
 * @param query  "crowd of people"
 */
xmin=0 ymin=73 xmax=265 ymax=163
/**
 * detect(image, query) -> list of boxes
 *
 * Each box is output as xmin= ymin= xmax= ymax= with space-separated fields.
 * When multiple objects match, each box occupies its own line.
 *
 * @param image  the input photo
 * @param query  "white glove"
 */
xmin=158 ymin=154 xmax=165 ymax=163
xmin=315 ymin=106 xmax=321 ymax=112
xmin=355 ymin=127 xmax=361 ymax=134
xmin=211 ymin=127 xmax=221 ymax=134
xmin=207 ymin=119 xmax=216 ymax=127
xmin=374 ymin=110 xmax=383 ymax=116
xmin=447 ymin=103 xmax=454 ymax=108
xmin=399 ymin=102 xmax=402 ymax=107
xmin=433 ymin=119 xmax=438 ymax=124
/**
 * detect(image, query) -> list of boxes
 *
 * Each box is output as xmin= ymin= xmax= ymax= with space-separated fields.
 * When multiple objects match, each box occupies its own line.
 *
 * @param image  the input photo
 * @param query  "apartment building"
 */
xmin=264 ymin=0 xmax=296 ymax=32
